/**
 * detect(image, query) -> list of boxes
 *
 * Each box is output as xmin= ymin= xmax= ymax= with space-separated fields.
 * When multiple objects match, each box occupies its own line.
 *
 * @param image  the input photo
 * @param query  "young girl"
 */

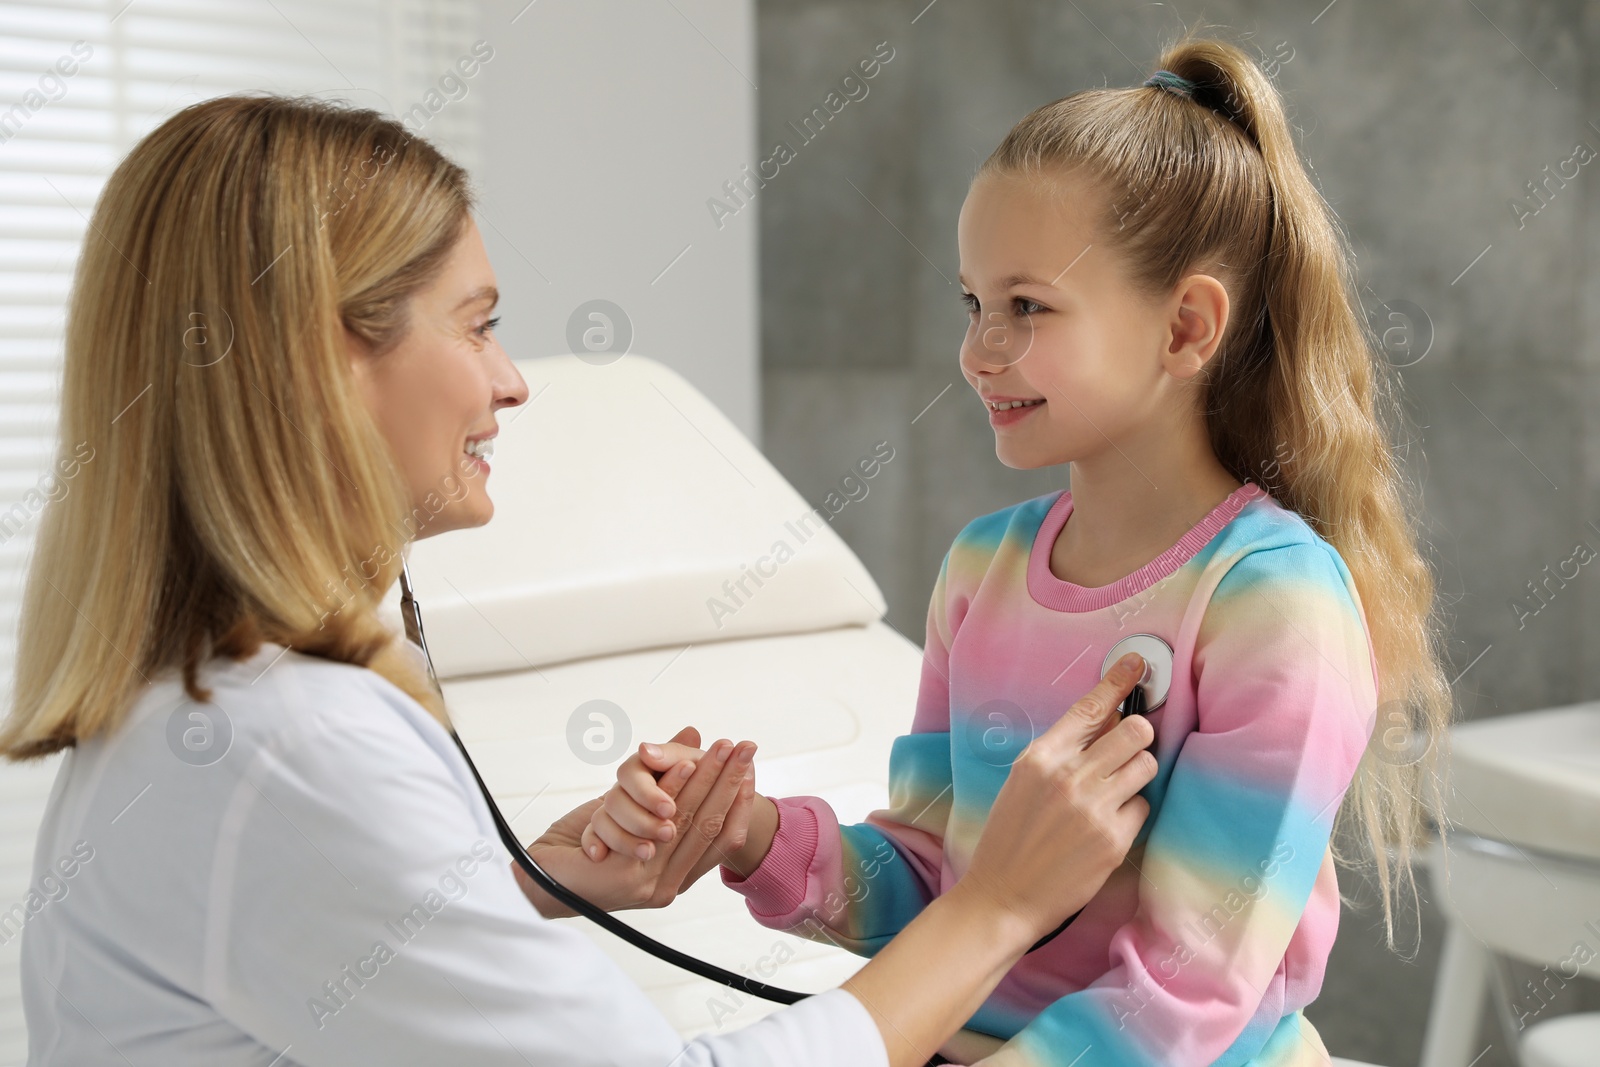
xmin=584 ymin=32 xmax=1451 ymax=1067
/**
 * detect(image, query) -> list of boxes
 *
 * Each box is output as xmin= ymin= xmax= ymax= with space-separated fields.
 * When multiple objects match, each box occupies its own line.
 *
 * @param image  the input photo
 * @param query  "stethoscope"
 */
xmin=397 ymin=560 xmax=1173 ymax=1013
xmin=1016 ymin=632 xmax=1173 ymax=950
xmin=398 ymin=560 xmax=811 ymax=1006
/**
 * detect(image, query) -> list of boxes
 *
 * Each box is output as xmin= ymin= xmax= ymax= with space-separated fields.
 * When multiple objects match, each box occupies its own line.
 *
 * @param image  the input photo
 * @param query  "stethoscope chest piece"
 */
xmin=1030 ymin=632 xmax=1177 ymax=957
xmin=1101 ymin=633 xmax=1174 ymax=715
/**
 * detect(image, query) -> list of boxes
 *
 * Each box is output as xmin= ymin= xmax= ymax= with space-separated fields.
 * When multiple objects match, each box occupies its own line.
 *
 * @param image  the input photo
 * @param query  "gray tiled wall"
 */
xmin=755 ymin=1 xmax=1600 ymax=1062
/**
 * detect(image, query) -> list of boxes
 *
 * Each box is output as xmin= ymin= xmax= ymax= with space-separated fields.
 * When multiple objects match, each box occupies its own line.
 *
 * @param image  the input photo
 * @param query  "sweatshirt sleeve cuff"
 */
xmin=720 ymin=796 xmax=819 ymax=920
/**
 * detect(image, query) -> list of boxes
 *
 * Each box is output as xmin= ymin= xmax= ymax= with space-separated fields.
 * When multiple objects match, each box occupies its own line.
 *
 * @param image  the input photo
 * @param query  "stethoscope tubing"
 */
xmin=397 ymin=559 xmax=1143 ymax=1044
xmin=400 ymin=561 xmax=812 ymax=1004
xmin=448 ymin=725 xmax=815 ymax=1003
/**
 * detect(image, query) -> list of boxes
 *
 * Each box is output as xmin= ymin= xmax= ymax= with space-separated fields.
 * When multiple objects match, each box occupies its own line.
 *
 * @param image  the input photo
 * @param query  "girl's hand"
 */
xmin=581 ymin=726 xmax=721 ymax=860
xmin=586 ymin=727 xmax=777 ymax=884
xmin=585 ymin=726 xmax=760 ymax=897
xmin=581 ymin=726 xmax=766 ymax=872
xmin=956 ymin=652 xmax=1158 ymax=945
xmin=518 ymin=727 xmax=756 ymax=914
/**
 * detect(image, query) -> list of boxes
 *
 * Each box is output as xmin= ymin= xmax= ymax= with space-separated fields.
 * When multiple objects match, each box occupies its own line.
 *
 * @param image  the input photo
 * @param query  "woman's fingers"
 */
xmin=1030 ymin=653 xmax=1144 ymax=764
xmin=579 ymin=818 xmax=608 ymax=862
xmin=1116 ymin=791 xmax=1153 ymax=825
xmin=581 ymin=747 xmax=704 ymax=866
xmin=617 ymin=754 xmax=680 ymax=819
xmin=594 ymin=758 xmax=688 ymax=858
xmin=624 ymin=742 xmax=705 ymax=816
xmin=1084 ymin=713 xmax=1157 ymax=779
xmin=604 ymin=777 xmax=681 ymax=841
xmin=1109 ymin=792 xmax=1154 ymax=852
xmin=1105 ymin=742 xmax=1159 ymax=797
xmin=642 ymin=726 xmax=701 ymax=771
xmin=574 ymin=727 xmax=761 ymax=903
xmin=593 ymin=759 xmax=697 ymax=858
xmin=580 ymin=759 xmax=698 ymax=864
xmin=590 ymin=804 xmax=657 ymax=861
xmin=956 ymin=653 xmax=1156 ymax=941
xmin=617 ymin=726 xmax=706 ymax=822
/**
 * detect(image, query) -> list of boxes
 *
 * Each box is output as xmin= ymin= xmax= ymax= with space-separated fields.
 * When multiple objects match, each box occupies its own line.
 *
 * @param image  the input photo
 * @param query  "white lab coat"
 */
xmin=18 ymin=640 xmax=887 ymax=1066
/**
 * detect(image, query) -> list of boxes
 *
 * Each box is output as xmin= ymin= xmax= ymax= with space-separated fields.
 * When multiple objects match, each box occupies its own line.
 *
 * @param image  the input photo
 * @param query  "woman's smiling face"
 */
xmin=348 ymin=216 xmax=529 ymax=539
xmin=956 ymin=169 xmax=1180 ymax=470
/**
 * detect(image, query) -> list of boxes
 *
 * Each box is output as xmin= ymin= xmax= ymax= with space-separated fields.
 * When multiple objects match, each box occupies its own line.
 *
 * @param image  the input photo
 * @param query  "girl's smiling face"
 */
xmin=956 ymin=169 xmax=1220 ymax=471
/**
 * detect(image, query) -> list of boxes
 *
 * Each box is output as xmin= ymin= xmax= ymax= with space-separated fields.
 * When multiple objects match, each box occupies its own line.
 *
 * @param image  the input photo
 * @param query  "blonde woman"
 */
xmin=1 ymin=95 xmax=1159 ymax=1067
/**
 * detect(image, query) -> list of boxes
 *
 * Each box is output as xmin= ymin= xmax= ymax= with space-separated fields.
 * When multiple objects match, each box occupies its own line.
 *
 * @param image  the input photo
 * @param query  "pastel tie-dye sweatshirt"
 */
xmin=722 ymin=481 xmax=1380 ymax=1066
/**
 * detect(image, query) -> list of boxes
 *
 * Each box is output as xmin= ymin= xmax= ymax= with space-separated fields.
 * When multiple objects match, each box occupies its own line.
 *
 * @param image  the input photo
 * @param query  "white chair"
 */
xmin=384 ymin=353 xmax=921 ymax=1040
xmin=1420 ymin=704 xmax=1600 ymax=1067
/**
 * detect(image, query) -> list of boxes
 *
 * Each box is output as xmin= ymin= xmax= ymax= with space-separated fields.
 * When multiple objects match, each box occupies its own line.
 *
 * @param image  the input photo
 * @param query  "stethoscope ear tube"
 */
xmin=400 ymin=559 xmax=810 ymax=1006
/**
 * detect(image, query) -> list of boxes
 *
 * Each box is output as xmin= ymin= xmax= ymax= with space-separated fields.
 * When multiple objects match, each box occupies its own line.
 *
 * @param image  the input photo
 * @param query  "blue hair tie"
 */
xmin=1142 ymin=69 xmax=1196 ymax=98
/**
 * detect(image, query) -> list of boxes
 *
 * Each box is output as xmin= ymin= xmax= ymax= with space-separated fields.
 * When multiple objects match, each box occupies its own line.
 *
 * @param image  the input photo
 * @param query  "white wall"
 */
xmin=475 ymin=0 xmax=761 ymax=440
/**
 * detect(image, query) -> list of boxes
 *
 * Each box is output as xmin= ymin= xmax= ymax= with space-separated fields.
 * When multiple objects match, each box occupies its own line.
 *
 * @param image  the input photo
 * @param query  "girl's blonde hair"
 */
xmin=0 ymin=94 xmax=467 ymax=760
xmin=978 ymin=31 xmax=1452 ymax=953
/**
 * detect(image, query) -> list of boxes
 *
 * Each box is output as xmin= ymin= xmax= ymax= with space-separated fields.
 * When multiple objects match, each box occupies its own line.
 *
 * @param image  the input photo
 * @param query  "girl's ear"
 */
xmin=1161 ymin=273 xmax=1230 ymax=380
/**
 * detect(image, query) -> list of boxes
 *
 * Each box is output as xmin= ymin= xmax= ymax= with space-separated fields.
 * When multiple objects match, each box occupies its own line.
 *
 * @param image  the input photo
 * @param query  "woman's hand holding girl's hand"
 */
xmin=955 ymin=652 xmax=1159 ymax=947
xmin=517 ymin=725 xmax=759 ymax=916
xmin=580 ymin=725 xmax=761 ymax=901
xmin=581 ymin=726 xmax=778 ymax=884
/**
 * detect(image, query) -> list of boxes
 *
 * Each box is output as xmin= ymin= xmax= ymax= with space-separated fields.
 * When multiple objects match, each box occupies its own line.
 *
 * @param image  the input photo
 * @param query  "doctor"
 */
xmin=2 ymin=94 xmax=1158 ymax=1067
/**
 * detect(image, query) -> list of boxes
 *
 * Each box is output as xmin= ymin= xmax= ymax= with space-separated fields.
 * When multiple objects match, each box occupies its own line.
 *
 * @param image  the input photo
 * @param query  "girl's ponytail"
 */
xmin=979 ymin=30 xmax=1454 ymax=954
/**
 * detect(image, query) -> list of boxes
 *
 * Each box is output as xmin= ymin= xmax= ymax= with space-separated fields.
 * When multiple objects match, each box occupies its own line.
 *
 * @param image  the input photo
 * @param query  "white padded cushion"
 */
xmin=1522 ymin=1013 xmax=1600 ymax=1067
xmin=380 ymin=354 xmax=886 ymax=677
xmin=1442 ymin=705 xmax=1600 ymax=862
xmin=440 ymin=619 xmax=925 ymax=1037
xmin=440 ymin=621 xmax=921 ymax=851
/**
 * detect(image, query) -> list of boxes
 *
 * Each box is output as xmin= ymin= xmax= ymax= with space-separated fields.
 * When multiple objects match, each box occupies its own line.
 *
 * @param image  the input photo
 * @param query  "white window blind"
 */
xmin=0 ymin=1 xmax=483 ymax=1059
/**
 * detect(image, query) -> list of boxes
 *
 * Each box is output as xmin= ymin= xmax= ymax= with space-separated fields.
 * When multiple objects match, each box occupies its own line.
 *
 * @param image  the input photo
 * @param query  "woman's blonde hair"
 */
xmin=0 ymin=94 xmax=468 ymax=760
xmin=978 ymin=30 xmax=1452 ymax=953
